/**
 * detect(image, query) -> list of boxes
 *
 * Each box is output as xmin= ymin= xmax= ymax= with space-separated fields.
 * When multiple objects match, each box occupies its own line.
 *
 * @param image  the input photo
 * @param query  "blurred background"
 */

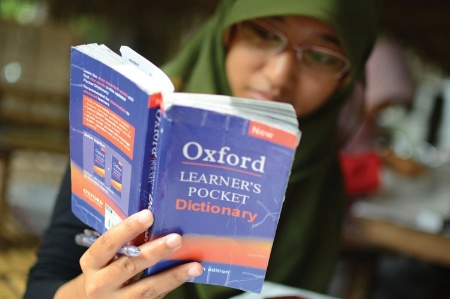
xmin=1 ymin=0 xmax=450 ymax=298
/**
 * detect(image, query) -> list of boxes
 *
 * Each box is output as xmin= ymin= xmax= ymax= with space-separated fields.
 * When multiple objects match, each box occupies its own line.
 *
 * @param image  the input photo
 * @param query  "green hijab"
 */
xmin=162 ymin=0 xmax=380 ymax=297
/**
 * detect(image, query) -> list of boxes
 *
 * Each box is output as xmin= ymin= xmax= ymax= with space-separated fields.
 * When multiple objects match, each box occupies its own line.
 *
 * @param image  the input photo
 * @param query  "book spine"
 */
xmin=138 ymin=92 xmax=162 ymax=243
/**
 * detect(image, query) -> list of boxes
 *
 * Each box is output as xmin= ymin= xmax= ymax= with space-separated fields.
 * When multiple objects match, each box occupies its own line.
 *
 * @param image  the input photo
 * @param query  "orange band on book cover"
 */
xmin=83 ymin=95 xmax=136 ymax=159
xmin=166 ymin=235 xmax=272 ymax=269
xmin=71 ymin=162 xmax=126 ymax=219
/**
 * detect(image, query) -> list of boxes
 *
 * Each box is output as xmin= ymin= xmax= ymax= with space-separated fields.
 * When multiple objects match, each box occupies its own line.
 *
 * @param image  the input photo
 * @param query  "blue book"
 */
xmin=69 ymin=43 xmax=301 ymax=293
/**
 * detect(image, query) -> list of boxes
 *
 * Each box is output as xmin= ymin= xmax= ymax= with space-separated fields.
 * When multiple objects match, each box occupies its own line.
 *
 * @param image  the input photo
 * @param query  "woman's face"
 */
xmin=226 ymin=16 xmax=349 ymax=117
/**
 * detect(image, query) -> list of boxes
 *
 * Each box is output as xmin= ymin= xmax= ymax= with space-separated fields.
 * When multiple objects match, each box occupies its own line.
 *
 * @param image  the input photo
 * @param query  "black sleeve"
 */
xmin=23 ymin=164 xmax=89 ymax=299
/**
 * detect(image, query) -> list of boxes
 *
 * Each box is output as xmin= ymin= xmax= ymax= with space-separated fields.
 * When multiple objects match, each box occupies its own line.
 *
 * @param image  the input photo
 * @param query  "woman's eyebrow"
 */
xmin=319 ymin=34 xmax=341 ymax=46
xmin=264 ymin=16 xmax=285 ymax=23
xmin=266 ymin=16 xmax=343 ymax=48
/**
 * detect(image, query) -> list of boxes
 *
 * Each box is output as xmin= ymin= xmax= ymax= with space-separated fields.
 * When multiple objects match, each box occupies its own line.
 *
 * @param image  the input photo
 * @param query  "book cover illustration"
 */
xmin=93 ymin=141 xmax=106 ymax=182
xmin=69 ymin=44 xmax=301 ymax=293
xmin=111 ymin=156 xmax=124 ymax=196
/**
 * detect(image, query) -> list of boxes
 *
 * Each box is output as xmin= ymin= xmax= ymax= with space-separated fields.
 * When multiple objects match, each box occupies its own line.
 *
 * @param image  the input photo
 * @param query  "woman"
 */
xmin=24 ymin=0 xmax=380 ymax=298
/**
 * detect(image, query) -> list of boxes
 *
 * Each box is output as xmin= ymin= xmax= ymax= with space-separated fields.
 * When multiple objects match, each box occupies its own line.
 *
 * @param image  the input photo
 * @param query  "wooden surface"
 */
xmin=352 ymin=216 xmax=450 ymax=268
xmin=0 ymin=246 xmax=37 ymax=299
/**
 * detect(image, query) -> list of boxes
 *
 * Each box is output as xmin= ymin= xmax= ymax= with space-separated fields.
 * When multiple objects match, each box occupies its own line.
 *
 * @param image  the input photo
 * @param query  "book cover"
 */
xmin=145 ymin=93 xmax=300 ymax=293
xmin=69 ymin=44 xmax=172 ymax=241
xmin=69 ymin=44 xmax=301 ymax=293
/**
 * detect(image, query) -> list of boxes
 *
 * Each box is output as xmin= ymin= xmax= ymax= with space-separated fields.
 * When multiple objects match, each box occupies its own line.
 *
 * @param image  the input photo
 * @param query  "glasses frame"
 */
xmin=235 ymin=19 xmax=351 ymax=79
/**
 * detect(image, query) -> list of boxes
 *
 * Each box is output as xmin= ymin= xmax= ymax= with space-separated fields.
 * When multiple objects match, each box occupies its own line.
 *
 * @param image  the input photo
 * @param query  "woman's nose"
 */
xmin=261 ymin=50 xmax=298 ymax=88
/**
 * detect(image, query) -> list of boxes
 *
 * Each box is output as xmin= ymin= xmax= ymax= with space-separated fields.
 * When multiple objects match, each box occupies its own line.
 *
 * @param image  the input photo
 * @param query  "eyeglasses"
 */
xmin=234 ymin=20 xmax=350 ymax=79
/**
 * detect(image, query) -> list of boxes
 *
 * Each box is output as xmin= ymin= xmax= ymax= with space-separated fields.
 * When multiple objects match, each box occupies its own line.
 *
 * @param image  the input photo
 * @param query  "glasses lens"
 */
xmin=236 ymin=20 xmax=349 ymax=78
xmin=301 ymin=48 xmax=348 ymax=77
xmin=238 ymin=21 xmax=284 ymax=51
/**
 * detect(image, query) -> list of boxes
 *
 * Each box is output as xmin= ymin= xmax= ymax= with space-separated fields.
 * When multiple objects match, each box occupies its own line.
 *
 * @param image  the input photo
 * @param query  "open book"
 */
xmin=69 ymin=43 xmax=301 ymax=293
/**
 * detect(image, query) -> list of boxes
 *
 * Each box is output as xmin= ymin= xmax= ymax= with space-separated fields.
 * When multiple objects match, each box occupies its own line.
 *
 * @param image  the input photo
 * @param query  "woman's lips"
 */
xmin=248 ymin=90 xmax=280 ymax=102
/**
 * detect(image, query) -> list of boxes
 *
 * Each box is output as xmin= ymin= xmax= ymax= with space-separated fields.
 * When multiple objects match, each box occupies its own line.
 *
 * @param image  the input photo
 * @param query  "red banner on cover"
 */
xmin=248 ymin=121 xmax=297 ymax=149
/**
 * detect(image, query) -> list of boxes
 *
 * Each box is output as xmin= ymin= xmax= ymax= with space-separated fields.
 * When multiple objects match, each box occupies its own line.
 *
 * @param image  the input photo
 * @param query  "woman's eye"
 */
xmin=304 ymin=50 xmax=338 ymax=65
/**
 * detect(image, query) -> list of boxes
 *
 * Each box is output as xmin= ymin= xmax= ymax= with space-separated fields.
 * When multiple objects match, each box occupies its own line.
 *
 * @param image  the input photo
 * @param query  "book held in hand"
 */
xmin=69 ymin=43 xmax=301 ymax=293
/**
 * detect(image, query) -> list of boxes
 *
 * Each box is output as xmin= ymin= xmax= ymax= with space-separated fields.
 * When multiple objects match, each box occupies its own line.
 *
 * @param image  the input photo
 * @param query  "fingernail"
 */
xmin=188 ymin=265 xmax=203 ymax=277
xmin=138 ymin=209 xmax=152 ymax=224
xmin=165 ymin=234 xmax=182 ymax=249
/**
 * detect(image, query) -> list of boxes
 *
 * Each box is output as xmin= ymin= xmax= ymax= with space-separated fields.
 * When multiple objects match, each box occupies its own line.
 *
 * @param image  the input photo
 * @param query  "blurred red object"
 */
xmin=339 ymin=151 xmax=380 ymax=197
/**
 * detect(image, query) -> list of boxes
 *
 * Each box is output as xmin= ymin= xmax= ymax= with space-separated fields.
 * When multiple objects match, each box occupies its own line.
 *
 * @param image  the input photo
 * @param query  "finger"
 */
xmin=119 ymin=262 xmax=203 ymax=298
xmin=80 ymin=209 xmax=153 ymax=271
xmin=95 ymin=233 xmax=184 ymax=289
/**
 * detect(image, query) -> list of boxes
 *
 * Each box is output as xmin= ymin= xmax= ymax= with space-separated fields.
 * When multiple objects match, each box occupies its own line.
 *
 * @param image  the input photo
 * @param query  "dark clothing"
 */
xmin=23 ymin=167 xmax=88 ymax=299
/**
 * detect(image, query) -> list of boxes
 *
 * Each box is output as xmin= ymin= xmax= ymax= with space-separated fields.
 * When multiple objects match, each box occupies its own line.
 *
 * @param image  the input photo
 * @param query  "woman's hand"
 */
xmin=54 ymin=209 xmax=203 ymax=299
